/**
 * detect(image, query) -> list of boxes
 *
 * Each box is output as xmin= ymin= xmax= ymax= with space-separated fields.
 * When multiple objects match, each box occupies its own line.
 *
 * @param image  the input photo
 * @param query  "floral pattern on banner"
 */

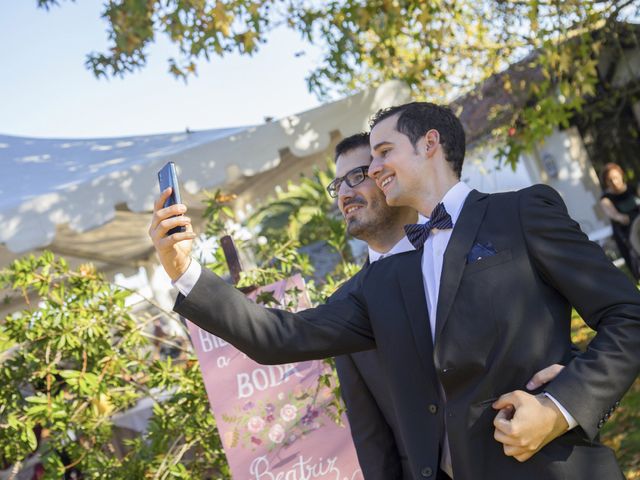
xmin=221 ymin=384 xmax=334 ymax=451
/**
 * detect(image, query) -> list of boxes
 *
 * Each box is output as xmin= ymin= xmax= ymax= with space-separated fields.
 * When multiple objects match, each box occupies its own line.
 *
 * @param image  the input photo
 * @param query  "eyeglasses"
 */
xmin=326 ymin=166 xmax=370 ymax=198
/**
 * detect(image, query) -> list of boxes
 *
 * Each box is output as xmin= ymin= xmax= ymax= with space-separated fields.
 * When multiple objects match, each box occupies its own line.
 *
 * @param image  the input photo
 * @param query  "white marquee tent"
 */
xmin=1 ymin=81 xmax=412 ymax=274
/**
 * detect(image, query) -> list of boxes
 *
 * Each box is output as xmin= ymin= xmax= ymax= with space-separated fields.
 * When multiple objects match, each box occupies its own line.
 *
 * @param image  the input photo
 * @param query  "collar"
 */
xmin=426 ymin=181 xmax=472 ymax=226
xmin=368 ymin=214 xmax=428 ymax=263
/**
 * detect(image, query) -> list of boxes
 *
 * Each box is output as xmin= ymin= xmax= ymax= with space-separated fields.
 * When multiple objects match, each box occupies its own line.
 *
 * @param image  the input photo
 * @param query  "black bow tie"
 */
xmin=404 ymin=202 xmax=453 ymax=249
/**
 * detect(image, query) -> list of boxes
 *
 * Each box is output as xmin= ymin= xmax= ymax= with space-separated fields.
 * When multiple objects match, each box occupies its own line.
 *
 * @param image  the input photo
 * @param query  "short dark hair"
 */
xmin=334 ymin=132 xmax=370 ymax=162
xmin=369 ymin=102 xmax=466 ymax=178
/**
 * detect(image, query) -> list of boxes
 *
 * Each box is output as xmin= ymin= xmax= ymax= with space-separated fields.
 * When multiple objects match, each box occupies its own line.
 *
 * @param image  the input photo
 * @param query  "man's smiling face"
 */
xmin=369 ymin=113 xmax=425 ymax=208
xmin=335 ymin=145 xmax=398 ymax=241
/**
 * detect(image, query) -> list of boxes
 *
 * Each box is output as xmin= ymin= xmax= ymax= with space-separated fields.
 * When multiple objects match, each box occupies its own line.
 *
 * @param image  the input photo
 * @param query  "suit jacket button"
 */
xmin=421 ymin=467 xmax=433 ymax=477
xmin=428 ymin=404 xmax=438 ymax=414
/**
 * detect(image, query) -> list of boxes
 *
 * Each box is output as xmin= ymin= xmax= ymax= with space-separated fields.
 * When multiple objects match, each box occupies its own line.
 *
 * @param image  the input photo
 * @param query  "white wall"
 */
xmin=462 ymin=144 xmax=536 ymax=193
xmin=536 ymin=127 xmax=609 ymax=236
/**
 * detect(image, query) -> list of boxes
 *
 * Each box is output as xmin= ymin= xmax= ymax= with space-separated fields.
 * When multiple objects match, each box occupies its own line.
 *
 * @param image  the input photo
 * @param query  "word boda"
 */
xmin=237 ymin=363 xmax=304 ymax=399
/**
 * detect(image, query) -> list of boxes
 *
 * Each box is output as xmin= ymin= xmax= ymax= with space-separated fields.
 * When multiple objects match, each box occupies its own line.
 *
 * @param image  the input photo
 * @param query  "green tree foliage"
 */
xmin=38 ymin=0 xmax=273 ymax=80
xmin=37 ymin=0 xmax=640 ymax=166
xmin=0 ymin=252 xmax=229 ymax=478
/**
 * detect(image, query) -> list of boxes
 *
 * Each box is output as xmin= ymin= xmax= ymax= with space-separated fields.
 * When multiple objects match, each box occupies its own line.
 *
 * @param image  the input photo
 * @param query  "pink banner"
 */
xmin=187 ymin=274 xmax=363 ymax=480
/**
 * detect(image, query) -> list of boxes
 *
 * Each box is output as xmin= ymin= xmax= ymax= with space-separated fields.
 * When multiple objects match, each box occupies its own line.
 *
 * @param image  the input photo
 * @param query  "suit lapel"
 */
xmin=396 ymin=249 xmax=435 ymax=374
xmin=435 ymin=190 xmax=489 ymax=344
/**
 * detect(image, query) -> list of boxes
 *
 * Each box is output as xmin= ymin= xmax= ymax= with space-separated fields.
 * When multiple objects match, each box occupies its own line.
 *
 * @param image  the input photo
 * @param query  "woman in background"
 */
xmin=600 ymin=162 xmax=640 ymax=281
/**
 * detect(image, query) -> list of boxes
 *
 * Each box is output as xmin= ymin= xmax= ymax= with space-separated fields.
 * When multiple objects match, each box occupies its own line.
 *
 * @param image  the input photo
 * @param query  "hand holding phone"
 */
xmin=157 ymin=162 xmax=186 ymax=236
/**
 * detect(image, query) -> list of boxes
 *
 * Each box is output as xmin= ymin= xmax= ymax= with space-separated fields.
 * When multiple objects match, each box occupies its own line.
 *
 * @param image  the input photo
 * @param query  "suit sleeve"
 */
xmin=335 ymin=354 xmax=403 ymax=480
xmin=519 ymin=184 xmax=640 ymax=440
xmin=174 ymin=267 xmax=375 ymax=365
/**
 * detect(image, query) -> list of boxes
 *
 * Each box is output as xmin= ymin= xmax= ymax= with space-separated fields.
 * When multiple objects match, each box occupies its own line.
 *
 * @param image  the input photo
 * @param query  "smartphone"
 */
xmin=157 ymin=162 xmax=186 ymax=236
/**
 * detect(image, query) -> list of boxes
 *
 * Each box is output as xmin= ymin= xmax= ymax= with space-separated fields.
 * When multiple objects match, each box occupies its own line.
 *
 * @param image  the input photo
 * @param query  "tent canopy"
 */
xmin=1 ymin=81 xmax=411 ymax=269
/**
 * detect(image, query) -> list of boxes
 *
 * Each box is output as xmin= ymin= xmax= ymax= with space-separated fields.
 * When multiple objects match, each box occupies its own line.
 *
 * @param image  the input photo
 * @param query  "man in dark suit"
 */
xmin=329 ymin=131 xmax=566 ymax=480
xmin=149 ymin=102 xmax=639 ymax=479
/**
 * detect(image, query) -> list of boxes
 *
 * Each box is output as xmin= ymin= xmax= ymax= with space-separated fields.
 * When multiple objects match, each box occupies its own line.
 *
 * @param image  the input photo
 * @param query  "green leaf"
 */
xmin=25 ymin=395 xmax=49 ymax=404
xmin=25 ymin=425 xmax=38 ymax=450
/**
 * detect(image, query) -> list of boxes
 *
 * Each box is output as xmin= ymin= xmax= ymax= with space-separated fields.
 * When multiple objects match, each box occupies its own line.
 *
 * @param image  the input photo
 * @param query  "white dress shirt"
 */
xmin=419 ymin=182 xmax=471 ymax=477
xmin=421 ymin=182 xmax=471 ymax=344
xmin=174 ymin=257 xmax=201 ymax=297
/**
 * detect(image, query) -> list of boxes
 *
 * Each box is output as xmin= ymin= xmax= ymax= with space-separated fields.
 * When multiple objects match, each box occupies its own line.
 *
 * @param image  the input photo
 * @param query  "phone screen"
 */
xmin=157 ymin=162 xmax=186 ymax=235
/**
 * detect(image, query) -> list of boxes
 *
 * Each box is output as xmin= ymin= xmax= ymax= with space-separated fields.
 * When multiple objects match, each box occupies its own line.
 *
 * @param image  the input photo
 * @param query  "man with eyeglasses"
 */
xmin=326 ymin=132 xmax=566 ymax=480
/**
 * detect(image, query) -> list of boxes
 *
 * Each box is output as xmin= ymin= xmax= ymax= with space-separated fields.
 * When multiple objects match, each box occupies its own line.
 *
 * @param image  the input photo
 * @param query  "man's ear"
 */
xmin=424 ymin=129 xmax=440 ymax=155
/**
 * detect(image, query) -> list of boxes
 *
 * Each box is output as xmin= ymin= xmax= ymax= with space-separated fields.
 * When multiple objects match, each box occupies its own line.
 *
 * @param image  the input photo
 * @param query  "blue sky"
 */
xmin=0 ymin=1 xmax=324 ymax=138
